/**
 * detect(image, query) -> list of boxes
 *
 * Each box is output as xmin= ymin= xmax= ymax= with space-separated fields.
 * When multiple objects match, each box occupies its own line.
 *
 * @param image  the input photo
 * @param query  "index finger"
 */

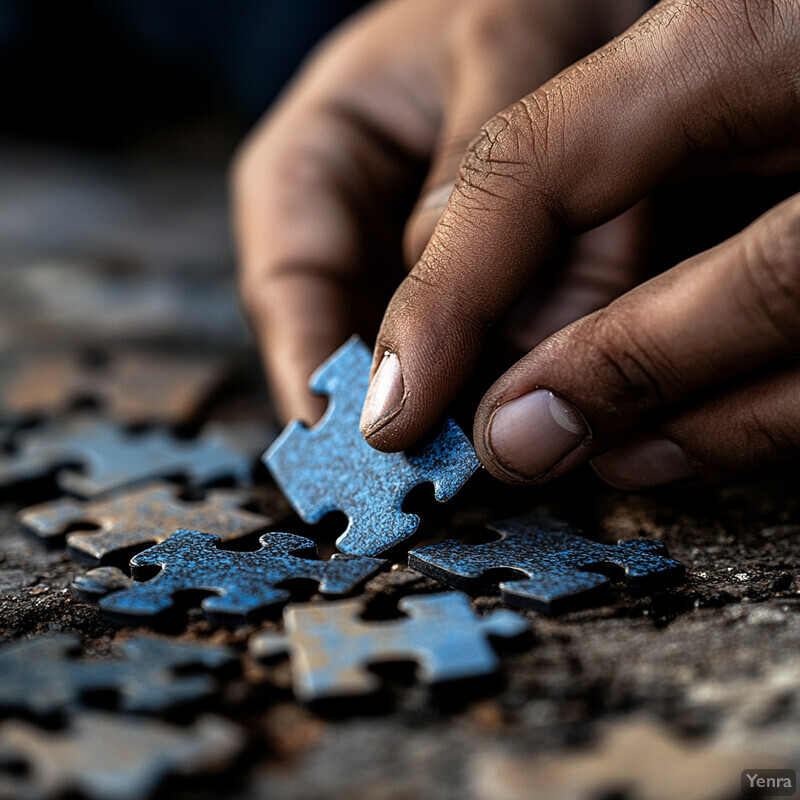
xmin=361 ymin=0 xmax=800 ymax=450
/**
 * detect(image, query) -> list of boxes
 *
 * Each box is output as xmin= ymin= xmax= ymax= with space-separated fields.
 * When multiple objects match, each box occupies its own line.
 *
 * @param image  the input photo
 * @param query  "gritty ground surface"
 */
xmin=1 ymin=137 xmax=798 ymax=800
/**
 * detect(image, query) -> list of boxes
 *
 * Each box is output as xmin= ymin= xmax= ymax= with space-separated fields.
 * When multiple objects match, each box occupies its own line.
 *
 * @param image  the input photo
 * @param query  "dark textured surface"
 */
xmin=252 ymin=592 xmax=528 ymax=702
xmin=98 ymin=529 xmax=385 ymax=625
xmin=265 ymin=337 xmax=480 ymax=556
xmin=408 ymin=513 xmax=685 ymax=613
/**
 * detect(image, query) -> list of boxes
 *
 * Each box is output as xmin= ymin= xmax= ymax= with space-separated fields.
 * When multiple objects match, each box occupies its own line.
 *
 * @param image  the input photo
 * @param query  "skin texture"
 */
xmin=234 ymin=0 xmax=800 ymax=490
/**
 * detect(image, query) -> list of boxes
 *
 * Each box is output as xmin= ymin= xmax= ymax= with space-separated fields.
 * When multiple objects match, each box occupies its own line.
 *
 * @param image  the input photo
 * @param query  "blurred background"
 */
xmin=0 ymin=0 xmax=364 ymax=353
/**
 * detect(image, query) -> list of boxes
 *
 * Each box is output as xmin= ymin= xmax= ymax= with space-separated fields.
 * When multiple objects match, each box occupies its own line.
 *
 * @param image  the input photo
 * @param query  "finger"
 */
xmin=403 ymin=0 xmax=579 ymax=265
xmin=592 ymin=360 xmax=800 ymax=488
xmin=476 ymin=192 xmax=800 ymax=484
xmin=363 ymin=0 xmax=800 ymax=450
xmin=504 ymin=202 xmax=649 ymax=353
xmin=233 ymin=13 xmax=437 ymax=424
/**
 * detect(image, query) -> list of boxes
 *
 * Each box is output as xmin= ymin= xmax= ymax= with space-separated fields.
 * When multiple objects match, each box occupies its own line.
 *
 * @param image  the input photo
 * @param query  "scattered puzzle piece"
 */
xmin=265 ymin=337 xmax=480 ymax=556
xmin=408 ymin=514 xmax=685 ymax=613
xmin=251 ymin=592 xmax=528 ymax=702
xmin=0 ymin=350 xmax=227 ymax=425
xmin=0 ymin=418 xmax=267 ymax=497
xmin=470 ymin=716 xmax=769 ymax=800
xmin=0 ymin=713 xmax=243 ymax=800
xmin=0 ymin=634 xmax=235 ymax=717
xmin=19 ymin=481 xmax=272 ymax=564
xmin=98 ymin=529 xmax=385 ymax=625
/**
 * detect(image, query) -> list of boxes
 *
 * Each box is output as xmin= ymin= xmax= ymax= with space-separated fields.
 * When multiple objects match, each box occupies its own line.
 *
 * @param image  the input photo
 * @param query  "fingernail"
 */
xmin=360 ymin=351 xmax=405 ymax=436
xmin=487 ymin=389 xmax=589 ymax=478
xmin=592 ymin=434 xmax=696 ymax=489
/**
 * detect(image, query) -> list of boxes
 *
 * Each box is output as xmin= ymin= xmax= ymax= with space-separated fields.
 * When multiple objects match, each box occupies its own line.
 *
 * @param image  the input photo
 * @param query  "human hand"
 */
xmin=360 ymin=0 xmax=800 ymax=489
xmin=232 ymin=0 xmax=646 ymax=425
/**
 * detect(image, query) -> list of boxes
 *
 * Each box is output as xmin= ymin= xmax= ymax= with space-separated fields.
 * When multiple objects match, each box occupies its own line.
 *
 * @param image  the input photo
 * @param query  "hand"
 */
xmin=232 ymin=0 xmax=646 ymax=425
xmin=361 ymin=0 xmax=800 ymax=489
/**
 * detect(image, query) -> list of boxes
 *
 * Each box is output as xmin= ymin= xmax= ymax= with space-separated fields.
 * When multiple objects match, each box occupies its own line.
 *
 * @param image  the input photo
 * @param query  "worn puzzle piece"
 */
xmin=0 ymin=713 xmax=243 ymax=800
xmin=0 ymin=350 xmax=226 ymax=425
xmin=408 ymin=514 xmax=686 ymax=613
xmin=0 ymin=418 xmax=266 ymax=497
xmin=473 ymin=716 xmax=765 ymax=800
xmin=0 ymin=634 xmax=235 ymax=717
xmin=251 ymin=592 xmax=528 ymax=701
xmin=98 ymin=529 xmax=385 ymax=625
xmin=19 ymin=481 xmax=272 ymax=564
xmin=265 ymin=337 xmax=480 ymax=556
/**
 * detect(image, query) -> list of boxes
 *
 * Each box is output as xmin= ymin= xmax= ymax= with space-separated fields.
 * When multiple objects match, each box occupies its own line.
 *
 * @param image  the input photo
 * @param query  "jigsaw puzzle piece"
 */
xmin=265 ymin=337 xmax=479 ymax=556
xmin=0 ymin=713 xmax=243 ymax=800
xmin=19 ymin=481 xmax=271 ymax=564
xmin=0 ymin=634 xmax=235 ymax=717
xmin=408 ymin=513 xmax=685 ymax=613
xmin=0 ymin=418 xmax=268 ymax=497
xmin=251 ymin=592 xmax=528 ymax=702
xmin=71 ymin=566 xmax=133 ymax=602
xmin=0 ymin=350 xmax=227 ymax=425
xmin=98 ymin=529 xmax=384 ymax=626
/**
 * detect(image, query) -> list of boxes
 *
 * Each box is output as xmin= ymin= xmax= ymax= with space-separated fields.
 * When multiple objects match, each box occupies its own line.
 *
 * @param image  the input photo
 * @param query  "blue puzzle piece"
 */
xmin=251 ymin=592 xmax=528 ymax=701
xmin=0 ymin=634 xmax=235 ymax=717
xmin=264 ymin=337 xmax=480 ymax=556
xmin=99 ymin=529 xmax=385 ymax=625
xmin=408 ymin=514 xmax=685 ymax=613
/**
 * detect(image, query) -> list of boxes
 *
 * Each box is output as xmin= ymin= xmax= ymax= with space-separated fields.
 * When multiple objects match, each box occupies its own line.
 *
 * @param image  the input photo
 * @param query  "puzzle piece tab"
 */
xmin=99 ymin=529 xmax=385 ymax=625
xmin=0 ymin=419 xmax=266 ymax=497
xmin=0 ymin=634 xmax=235 ymax=718
xmin=0 ymin=350 xmax=227 ymax=425
xmin=19 ymin=481 xmax=272 ymax=564
xmin=251 ymin=592 xmax=528 ymax=702
xmin=408 ymin=514 xmax=686 ymax=613
xmin=264 ymin=337 xmax=480 ymax=556
xmin=0 ymin=713 xmax=243 ymax=800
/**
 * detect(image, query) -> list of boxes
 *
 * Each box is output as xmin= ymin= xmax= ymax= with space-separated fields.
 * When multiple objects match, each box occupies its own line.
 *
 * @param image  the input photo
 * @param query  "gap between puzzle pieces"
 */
xmin=19 ymin=480 xmax=274 ymax=565
xmin=251 ymin=592 xmax=529 ymax=703
xmin=408 ymin=514 xmax=686 ymax=614
xmin=264 ymin=336 xmax=480 ymax=557
xmin=77 ymin=528 xmax=385 ymax=626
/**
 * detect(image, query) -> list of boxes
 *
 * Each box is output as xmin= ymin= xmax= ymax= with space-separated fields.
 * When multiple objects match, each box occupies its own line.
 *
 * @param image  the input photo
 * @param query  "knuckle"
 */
xmin=456 ymin=104 xmax=536 ymax=198
xmin=741 ymin=405 xmax=800 ymax=466
xmin=736 ymin=194 xmax=800 ymax=345
xmin=568 ymin=310 xmax=684 ymax=415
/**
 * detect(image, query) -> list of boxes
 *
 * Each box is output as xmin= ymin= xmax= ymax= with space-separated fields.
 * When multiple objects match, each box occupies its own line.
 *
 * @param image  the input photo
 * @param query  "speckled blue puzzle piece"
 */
xmin=99 ymin=528 xmax=384 ymax=625
xmin=408 ymin=514 xmax=685 ymax=613
xmin=250 ymin=592 xmax=528 ymax=702
xmin=264 ymin=337 xmax=480 ymax=556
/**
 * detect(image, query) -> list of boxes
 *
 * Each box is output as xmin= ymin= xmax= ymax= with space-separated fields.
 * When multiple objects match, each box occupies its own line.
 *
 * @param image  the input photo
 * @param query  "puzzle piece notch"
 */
xmin=0 ymin=418 xmax=268 ymax=497
xmin=408 ymin=513 xmax=686 ymax=613
xmin=251 ymin=592 xmax=528 ymax=702
xmin=265 ymin=336 xmax=480 ymax=556
xmin=0 ymin=713 xmax=244 ymax=800
xmin=0 ymin=350 xmax=227 ymax=425
xmin=19 ymin=480 xmax=272 ymax=565
xmin=98 ymin=529 xmax=385 ymax=626
xmin=0 ymin=634 xmax=235 ymax=718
